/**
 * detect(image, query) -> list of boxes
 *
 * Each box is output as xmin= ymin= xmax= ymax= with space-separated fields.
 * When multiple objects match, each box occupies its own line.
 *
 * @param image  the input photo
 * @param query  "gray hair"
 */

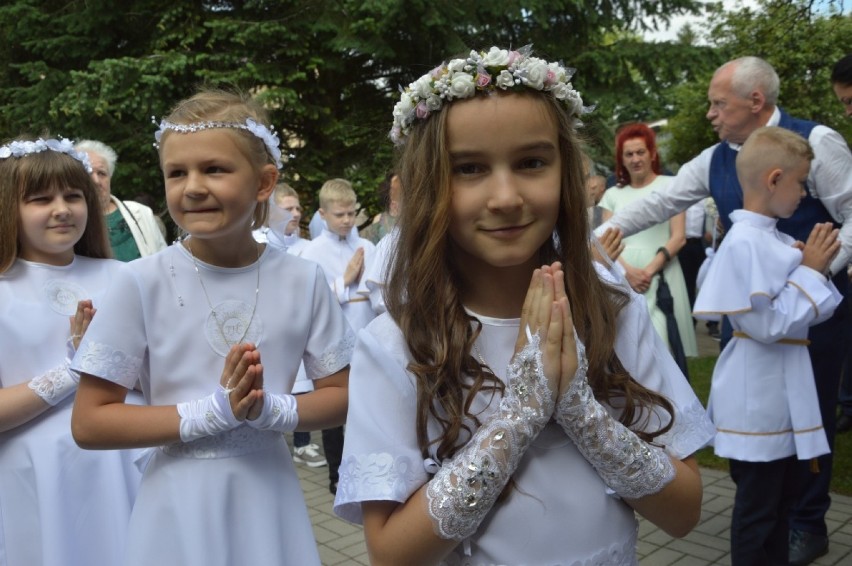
xmin=74 ymin=139 xmax=118 ymax=177
xmin=724 ymin=57 xmax=780 ymax=106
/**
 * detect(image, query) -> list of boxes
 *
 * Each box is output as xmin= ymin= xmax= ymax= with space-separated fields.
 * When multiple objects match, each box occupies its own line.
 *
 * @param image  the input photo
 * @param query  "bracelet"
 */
xmin=656 ymin=247 xmax=671 ymax=262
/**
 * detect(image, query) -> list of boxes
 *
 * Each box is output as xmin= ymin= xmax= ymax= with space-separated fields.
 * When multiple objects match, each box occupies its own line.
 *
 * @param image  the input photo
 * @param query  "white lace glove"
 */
xmin=176 ymin=385 xmax=242 ymax=442
xmin=28 ymin=358 xmax=80 ymax=406
xmin=245 ymin=392 xmax=299 ymax=432
xmin=425 ymin=333 xmax=554 ymax=541
xmin=554 ymin=345 xmax=675 ymax=500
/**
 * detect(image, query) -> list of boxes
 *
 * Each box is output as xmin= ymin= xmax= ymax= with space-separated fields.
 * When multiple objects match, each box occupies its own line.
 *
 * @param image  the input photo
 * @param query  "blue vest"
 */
xmin=708 ymin=109 xmax=836 ymax=243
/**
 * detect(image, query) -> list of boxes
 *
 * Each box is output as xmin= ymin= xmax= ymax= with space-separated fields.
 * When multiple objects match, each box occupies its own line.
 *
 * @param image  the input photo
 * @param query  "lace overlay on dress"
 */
xmin=162 ymin=426 xmax=282 ymax=459
xmin=304 ymin=327 xmax=355 ymax=378
xmin=75 ymin=340 xmax=143 ymax=385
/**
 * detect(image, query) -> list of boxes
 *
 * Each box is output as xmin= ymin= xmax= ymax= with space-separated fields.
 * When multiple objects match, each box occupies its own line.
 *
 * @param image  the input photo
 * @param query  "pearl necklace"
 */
xmin=186 ymin=239 xmax=261 ymax=348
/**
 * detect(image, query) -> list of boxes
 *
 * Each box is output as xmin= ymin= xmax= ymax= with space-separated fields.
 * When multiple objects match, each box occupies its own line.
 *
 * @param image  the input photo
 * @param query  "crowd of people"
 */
xmin=0 ymin=46 xmax=849 ymax=566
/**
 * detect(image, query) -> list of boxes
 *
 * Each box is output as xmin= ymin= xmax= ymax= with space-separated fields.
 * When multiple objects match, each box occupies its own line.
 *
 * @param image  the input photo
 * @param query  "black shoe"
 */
xmin=838 ymin=413 xmax=852 ymax=434
xmin=789 ymin=529 xmax=828 ymax=566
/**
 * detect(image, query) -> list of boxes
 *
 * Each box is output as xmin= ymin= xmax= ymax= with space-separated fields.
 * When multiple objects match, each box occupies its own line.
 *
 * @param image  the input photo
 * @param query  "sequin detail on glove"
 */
xmin=554 ymin=343 xmax=675 ymax=500
xmin=176 ymin=385 xmax=242 ymax=443
xmin=28 ymin=358 xmax=80 ymax=406
xmin=425 ymin=332 xmax=554 ymax=541
xmin=245 ymin=392 xmax=298 ymax=432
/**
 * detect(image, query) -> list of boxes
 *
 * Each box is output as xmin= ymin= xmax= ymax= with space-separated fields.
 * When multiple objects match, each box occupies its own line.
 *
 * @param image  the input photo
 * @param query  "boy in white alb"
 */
xmin=300 ymin=178 xmax=376 ymax=492
xmin=693 ymin=127 xmax=842 ymax=566
xmin=301 ymin=178 xmax=376 ymax=331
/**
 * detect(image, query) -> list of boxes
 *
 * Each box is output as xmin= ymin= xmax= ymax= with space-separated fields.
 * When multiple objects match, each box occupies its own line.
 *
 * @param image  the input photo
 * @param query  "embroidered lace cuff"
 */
xmin=28 ymin=359 xmax=80 ymax=406
xmin=554 ymin=344 xmax=675 ymax=500
xmin=425 ymin=333 xmax=554 ymax=541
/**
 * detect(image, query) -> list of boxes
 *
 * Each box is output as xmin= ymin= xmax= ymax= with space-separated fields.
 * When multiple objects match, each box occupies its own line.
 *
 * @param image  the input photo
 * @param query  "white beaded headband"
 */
xmin=390 ymin=45 xmax=590 ymax=146
xmin=0 ymin=137 xmax=93 ymax=173
xmin=153 ymin=118 xmax=283 ymax=169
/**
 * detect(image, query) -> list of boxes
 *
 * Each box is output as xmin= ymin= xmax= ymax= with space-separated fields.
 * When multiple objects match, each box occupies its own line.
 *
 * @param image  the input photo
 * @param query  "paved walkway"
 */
xmin=294 ymin=330 xmax=852 ymax=565
xmin=295 ymin=456 xmax=852 ymax=565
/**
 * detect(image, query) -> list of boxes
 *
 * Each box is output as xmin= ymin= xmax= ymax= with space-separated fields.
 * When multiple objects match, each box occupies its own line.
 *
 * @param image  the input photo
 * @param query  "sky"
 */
xmin=642 ymin=0 xmax=848 ymax=42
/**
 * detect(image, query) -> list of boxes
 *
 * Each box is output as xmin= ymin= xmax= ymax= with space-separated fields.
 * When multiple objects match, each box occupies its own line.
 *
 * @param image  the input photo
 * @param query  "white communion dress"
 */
xmin=72 ymin=243 xmax=355 ymax=566
xmin=335 ymin=264 xmax=715 ymax=565
xmin=0 ymin=256 xmax=144 ymax=566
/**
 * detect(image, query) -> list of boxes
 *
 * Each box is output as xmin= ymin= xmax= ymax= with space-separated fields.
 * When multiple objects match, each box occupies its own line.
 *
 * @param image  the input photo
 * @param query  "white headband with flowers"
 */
xmin=0 ymin=137 xmax=93 ymax=173
xmin=153 ymin=118 xmax=283 ymax=169
xmin=390 ymin=45 xmax=589 ymax=145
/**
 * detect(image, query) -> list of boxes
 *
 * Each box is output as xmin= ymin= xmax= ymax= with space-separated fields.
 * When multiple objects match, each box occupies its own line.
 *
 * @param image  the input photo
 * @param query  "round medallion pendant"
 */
xmin=204 ymin=299 xmax=263 ymax=356
xmin=43 ymin=279 xmax=87 ymax=316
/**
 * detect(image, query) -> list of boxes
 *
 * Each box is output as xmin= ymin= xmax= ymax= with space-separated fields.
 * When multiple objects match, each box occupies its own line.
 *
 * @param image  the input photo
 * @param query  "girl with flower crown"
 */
xmin=0 ymin=137 xmax=143 ymax=565
xmin=71 ymin=89 xmax=354 ymax=566
xmin=333 ymin=46 xmax=716 ymax=565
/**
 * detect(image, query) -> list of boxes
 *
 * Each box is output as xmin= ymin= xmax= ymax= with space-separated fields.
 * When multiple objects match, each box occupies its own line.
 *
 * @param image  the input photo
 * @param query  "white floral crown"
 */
xmin=0 ymin=137 xmax=93 ymax=173
xmin=153 ymin=118 xmax=283 ymax=169
xmin=390 ymin=45 xmax=589 ymax=145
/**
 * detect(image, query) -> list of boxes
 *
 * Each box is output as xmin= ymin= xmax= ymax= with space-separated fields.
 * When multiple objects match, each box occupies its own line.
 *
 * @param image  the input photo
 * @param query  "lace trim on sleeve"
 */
xmin=655 ymin=397 xmax=716 ymax=460
xmin=304 ymin=327 xmax=355 ymax=379
xmin=74 ymin=340 xmax=143 ymax=386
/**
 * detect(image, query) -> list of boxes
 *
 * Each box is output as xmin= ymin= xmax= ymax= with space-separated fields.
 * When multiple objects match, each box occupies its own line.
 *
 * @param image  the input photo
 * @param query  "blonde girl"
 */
xmin=71 ymin=90 xmax=353 ymax=566
xmin=334 ymin=47 xmax=715 ymax=565
xmin=0 ymin=138 xmax=142 ymax=565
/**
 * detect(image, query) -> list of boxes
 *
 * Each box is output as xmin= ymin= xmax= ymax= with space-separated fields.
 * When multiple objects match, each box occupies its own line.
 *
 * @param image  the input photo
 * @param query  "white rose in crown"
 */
xmin=425 ymin=94 xmax=442 ymax=111
xmin=446 ymin=58 xmax=467 ymax=73
xmin=396 ymin=93 xmax=415 ymax=117
xmin=521 ymin=58 xmax=549 ymax=90
xmin=413 ymin=76 xmax=434 ymax=100
xmin=481 ymin=47 xmax=511 ymax=68
xmin=448 ymin=72 xmax=475 ymax=99
xmin=495 ymin=70 xmax=516 ymax=89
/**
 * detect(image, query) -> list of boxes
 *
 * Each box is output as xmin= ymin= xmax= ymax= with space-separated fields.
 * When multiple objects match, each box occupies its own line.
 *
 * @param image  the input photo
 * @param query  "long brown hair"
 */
xmin=386 ymin=91 xmax=673 ymax=462
xmin=0 ymin=143 xmax=109 ymax=273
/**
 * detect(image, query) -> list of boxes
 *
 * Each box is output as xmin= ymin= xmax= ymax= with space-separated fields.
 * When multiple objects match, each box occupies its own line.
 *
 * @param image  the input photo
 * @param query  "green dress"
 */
xmin=600 ymin=176 xmax=697 ymax=357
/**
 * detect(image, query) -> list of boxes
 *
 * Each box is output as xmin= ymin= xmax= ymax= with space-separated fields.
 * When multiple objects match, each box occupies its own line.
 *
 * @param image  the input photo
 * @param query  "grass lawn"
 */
xmin=687 ymin=356 xmax=852 ymax=496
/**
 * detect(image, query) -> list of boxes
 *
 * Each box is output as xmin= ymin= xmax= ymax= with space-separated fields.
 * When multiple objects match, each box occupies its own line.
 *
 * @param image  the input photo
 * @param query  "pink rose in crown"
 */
xmin=415 ymin=101 xmax=430 ymax=119
xmin=507 ymin=51 xmax=522 ymax=67
xmin=476 ymin=72 xmax=492 ymax=88
xmin=545 ymin=69 xmax=557 ymax=86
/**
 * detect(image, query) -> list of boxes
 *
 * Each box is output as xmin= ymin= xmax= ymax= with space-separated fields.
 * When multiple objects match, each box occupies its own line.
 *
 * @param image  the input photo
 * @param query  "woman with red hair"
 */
xmin=601 ymin=123 xmax=697 ymax=359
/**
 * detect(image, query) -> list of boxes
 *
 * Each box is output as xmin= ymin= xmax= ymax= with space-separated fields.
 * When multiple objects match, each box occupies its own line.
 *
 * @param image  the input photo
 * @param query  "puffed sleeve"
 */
xmin=333 ymin=315 xmax=430 ymax=525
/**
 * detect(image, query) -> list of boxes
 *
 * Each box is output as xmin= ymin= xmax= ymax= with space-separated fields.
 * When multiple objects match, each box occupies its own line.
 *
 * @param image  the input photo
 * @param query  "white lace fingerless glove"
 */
xmin=425 ymin=332 xmax=555 ymax=541
xmin=246 ymin=392 xmax=299 ymax=432
xmin=554 ymin=346 xmax=675 ymax=500
xmin=176 ymin=385 xmax=242 ymax=442
xmin=28 ymin=358 xmax=80 ymax=406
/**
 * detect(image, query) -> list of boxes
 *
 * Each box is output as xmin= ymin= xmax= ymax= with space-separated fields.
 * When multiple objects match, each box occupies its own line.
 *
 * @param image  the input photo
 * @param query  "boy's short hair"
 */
xmin=272 ymin=182 xmax=298 ymax=206
xmin=318 ymin=178 xmax=356 ymax=209
xmin=736 ymin=126 xmax=813 ymax=188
